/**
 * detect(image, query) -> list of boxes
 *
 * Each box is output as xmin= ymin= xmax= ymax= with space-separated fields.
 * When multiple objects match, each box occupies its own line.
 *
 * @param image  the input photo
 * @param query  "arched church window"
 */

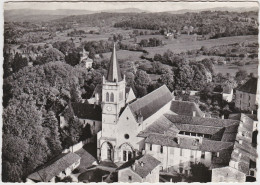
xmin=123 ymin=150 xmax=127 ymax=161
xmin=110 ymin=93 xmax=114 ymax=102
xmin=106 ymin=92 xmax=109 ymax=102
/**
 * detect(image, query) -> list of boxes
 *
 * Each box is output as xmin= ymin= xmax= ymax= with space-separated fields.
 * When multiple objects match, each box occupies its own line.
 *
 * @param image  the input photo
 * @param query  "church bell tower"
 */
xmin=98 ymin=43 xmax=126 ymax=162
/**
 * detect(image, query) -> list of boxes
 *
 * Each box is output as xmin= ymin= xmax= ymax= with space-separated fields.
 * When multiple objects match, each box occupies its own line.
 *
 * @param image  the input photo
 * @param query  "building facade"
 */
xmin=235 ymin=77 xmax=257 ymax=111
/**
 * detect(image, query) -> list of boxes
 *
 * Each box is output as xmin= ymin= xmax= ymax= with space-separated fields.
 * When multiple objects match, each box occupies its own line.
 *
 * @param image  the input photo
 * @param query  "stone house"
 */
xmin=235 ymin=77 xmax=257 ymax=111
xmin=117 ymin=154 xmax=161 ymax=182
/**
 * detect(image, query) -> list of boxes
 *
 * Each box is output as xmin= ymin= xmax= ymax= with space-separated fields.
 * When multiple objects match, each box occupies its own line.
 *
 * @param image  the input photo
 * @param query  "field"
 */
xmin=144 ymin=35 xmax=257 ymax=57
xmin=214 ymin=63 xmax=258 ymax=76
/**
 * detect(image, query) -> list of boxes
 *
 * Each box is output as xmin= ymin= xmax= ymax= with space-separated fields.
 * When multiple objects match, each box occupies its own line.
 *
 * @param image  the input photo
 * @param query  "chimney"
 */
xmin=192 ymin=111 xmax=196 ymax=117
xmin=251 ymin=110 xmax=254 ymax=115
xmin=221 ymin=115 xmax=225 ymax=119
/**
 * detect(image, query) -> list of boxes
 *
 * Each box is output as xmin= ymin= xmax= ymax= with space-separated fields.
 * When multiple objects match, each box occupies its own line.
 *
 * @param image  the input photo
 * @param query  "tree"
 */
xmin=135 ymin=70 xmax=151 ymax=87
xmin=12 ymin=52 xmax=28 ymax=73
xmin=65 ymin=50 xmax=81 ymax=66
xmin=189 ymin=163 xmax=211 ymax=182
xmin=158 ymin=73 xmax=174 ymax=91
xmin=174 ymin=63 xmax=194 ymax=90
xmin=235 ymin=69 xmax=248 ymax=85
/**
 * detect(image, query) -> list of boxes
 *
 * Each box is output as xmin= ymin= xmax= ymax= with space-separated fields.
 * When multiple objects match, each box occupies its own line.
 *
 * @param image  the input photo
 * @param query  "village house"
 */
xmin=117 ymin=154 xmax=161 ymax=183
xmin=59 ymin=102 xmax=102 ymax=136
xmin=80 ymin=48 xmax=93 ymax=69
xmin=235 ymin=76 xmax=257 ymax=111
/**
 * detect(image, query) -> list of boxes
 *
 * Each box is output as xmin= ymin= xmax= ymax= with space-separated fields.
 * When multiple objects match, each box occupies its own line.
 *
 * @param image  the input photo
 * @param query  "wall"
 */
xmin=144 ymin=165 xmax=160 ymax=182
xmin=126 ymin=88 xmax=136 ymax=104
xmin=212 ymin=166 xmax=246 ymax=182
xmin=79 ymin=119 xmax=102 ymax=136
xmin=235 ymin=91 xmax=256 ymax=111
xmin=223 ymin=90 xmax=233 ymax=102
xmin=145 ymin=143 xmax=212 ymax=174
xmin=118 ymin=168 xmax=142 ymax=182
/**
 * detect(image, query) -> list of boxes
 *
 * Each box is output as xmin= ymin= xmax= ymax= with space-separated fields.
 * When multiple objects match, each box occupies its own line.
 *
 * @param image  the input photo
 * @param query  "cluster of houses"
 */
xmin=27 ymin=43 xmax=257 ymax=183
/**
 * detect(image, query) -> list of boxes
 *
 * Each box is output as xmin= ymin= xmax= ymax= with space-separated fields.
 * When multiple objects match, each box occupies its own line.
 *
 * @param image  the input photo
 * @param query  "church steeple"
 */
xmin=106 ymin=43 xmax=123 ymax=82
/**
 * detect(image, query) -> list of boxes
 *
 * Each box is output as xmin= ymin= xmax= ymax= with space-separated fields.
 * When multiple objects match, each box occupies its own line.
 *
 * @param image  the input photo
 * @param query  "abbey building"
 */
xmin=55 ymin=43 xmax=257 ymax=183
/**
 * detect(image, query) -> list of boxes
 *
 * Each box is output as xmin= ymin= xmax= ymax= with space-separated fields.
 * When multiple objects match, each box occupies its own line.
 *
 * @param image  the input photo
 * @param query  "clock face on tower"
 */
xmin=106 ymin=105 xmax=112 ymax=112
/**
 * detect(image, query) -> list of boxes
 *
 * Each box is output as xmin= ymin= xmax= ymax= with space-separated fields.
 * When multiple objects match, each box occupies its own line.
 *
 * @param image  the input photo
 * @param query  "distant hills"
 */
xmin=5 ymin=6 xmax=258 ymax=22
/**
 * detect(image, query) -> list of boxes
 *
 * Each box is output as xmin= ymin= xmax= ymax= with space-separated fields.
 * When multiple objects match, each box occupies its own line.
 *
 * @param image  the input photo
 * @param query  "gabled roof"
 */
xmin=28 ymin=152 xmax=80 ymax=182
xmin=170 ymin=101 xmax=204 ymax=117
xmin=117 ymin=154 xmax=160 ymax=178
xmin=106 ymin=43 xmax=123 ymax=82
xmin=129 ymin=85 xmax=173 ymax=121
xmin=236 ymin=77 xmax=257 ymax=94
xmin=71 ymin=102 xmax=102 ymax=121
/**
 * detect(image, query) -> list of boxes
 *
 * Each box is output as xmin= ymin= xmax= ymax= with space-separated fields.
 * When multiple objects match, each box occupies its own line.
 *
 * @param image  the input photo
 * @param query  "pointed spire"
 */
xmin=106 ymin=43 xmax=123 ymax=82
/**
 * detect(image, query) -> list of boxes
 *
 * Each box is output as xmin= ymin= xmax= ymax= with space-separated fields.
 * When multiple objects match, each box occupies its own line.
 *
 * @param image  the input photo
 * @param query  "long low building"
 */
xmin=26 ymin=152 xmax=81 ymax=183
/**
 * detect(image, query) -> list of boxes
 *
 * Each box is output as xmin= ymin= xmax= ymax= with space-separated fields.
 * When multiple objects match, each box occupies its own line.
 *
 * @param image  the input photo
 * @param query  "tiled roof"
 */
xmin=236 ymin=77 xmax=257 ymax=94
xmin=71 ymin=102 xmax=102 ymax=121
xmin=117 ymin=154 xmax=161 ymax=178
xmin=170 ymin=101 xmax=204 ymax=117
xmin=145 ymin=133 xmax=179 ymax=147
xmin=28 ymin=152 xmax=80 ymax=182
xmin=223 ymin=85 xmax=233 ymax=94
xmin=164 ymin=114 xmax=239 ymax=128
xmin=106 ymin=43 xmax=123 ymax=82
xmin=201 ymin=140 xmax=234 ymax=152
xmin=229 ymin=113 xmax=257 ymax=122
xmin=138 ymin=115 xmax=179 ymax=137
xmin=129 ymin=85 xmax=173 ymax=121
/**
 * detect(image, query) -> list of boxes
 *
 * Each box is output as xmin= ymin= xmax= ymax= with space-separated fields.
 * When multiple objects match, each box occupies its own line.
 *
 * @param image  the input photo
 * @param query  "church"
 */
xmin=89 ymin=44 xmax=205 ymax=165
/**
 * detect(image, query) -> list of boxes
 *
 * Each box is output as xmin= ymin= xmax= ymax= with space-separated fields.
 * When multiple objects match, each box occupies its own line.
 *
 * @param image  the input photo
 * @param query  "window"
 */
xmin=123 ymin=151 xmax=127 ymax=161
xmin=249 ymin=96 xmax=251 ymax=100
xmin=110 ymin=93 xmax=114 ymax=102
xmin=160 ymin=146 xmax=163 ymax=153
xmin=191 ymin=132 xmax=196 ymax=136
xmin=180 ymin=149 xmax=183 ymax=156
xmin=124 ymin=134 xmax=129 ymax=139
xmin=185 ymin=170 xmax=188 ymax=176
xmin=190 ymin=161 xmax=194 ymax=166
xmin=250 ymin=170 xmax=255 ymax=176
xmin=190 ymin=150 xmax=194 ymax=158
xmin=128 ymin=151 xmax=132 ymax=161
xmin=249 ymin=102 xmax=251 ymax=107
xmin=106 ymin=92 xmax=109 ymax=102
xmin=150 ymin=144 xmax=152 ymax=151
xmin=126 ymin=117 xmax=129 ymax=120
xmin=179 ymin=131 xmax=184 ymax=135
xmin=128 ymin=176 xmax=132 ymax=181
xmin=179 ymin=167 xmax=183 ymax=174
xmin=201 ymin=151 xmax=205 ymax=159
xmin=179 ymin=160 xmax=183 ymax=167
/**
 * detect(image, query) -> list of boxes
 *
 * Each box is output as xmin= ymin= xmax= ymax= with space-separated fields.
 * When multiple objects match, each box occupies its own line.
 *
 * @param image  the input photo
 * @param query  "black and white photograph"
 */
xmin=1 ymin=0 xmax=259 ymax=183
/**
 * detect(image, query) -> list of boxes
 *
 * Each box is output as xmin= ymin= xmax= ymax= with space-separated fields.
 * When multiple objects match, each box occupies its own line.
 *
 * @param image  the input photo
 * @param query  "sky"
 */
xmin=4 ymin=1 xmax=259 ymax=12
